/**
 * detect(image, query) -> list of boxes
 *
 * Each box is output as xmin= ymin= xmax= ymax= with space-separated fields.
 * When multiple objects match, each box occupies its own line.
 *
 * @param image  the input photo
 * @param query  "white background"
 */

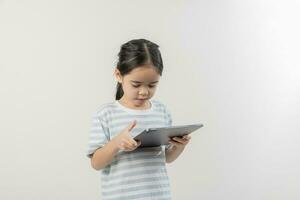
xmin=0 ymin=0 xmax=299 ymax=199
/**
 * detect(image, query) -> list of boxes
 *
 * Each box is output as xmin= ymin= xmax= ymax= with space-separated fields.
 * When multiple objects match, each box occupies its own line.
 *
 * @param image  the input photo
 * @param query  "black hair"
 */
xmin=115 ymin=39 xmax=164 ymax=100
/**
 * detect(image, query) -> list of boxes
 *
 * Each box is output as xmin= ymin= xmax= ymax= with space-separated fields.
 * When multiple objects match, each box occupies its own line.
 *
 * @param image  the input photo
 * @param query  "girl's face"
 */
xmin=115 ymin=65 xmax=161 ymax=109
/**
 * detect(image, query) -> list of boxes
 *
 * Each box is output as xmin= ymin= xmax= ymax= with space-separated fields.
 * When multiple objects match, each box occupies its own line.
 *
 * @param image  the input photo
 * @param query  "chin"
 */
xmin=134 ymin=99 xmax=148 ymax=106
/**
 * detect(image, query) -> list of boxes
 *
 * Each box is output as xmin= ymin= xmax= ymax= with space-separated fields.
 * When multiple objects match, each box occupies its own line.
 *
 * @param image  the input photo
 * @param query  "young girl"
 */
xmin=87 ymin=39 xmax=191 ymax=200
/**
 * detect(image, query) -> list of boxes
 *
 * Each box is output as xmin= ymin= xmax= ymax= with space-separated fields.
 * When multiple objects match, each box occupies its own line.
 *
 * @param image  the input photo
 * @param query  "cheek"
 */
xmin=148 ymin=88 xmax=156 ymax=96
xmin=123 ymin=85 xmax=138 ymax=95
xmin=150 ymin=87 xmax=157 ymax=93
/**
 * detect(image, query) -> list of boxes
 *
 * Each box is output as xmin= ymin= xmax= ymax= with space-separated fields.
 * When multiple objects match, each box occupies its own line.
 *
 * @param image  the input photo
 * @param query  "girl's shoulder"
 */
xmin=93 ymin=102 xmax=117 ymax=118
xmin=151 ymin=99 xmax=165 ymax=107
xmin=151 ymin=99 xmax=171 ymax=113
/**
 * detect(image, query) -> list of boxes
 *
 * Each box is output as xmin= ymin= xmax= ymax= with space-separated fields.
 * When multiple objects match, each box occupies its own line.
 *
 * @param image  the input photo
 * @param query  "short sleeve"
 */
xmin=165 ymin=107 xmax=172 ymax=127
xmin=86 ymin=112 xmax=110 ymax=158
xmin=163 ymin=105 xmax=173 ymax=150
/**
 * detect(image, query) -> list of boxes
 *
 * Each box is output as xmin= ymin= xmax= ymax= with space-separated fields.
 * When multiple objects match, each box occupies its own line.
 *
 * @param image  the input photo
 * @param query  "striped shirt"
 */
xmin=87 ymin=99 xmax=173 ymax=200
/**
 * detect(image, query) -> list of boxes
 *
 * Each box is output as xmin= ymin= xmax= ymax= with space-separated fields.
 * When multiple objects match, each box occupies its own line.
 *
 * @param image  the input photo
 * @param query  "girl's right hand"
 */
xmin=113 ymin=120 xmax=141 ymax=151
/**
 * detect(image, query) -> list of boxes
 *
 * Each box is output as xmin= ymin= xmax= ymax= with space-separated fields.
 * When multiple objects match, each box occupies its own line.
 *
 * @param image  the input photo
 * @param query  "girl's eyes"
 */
xmin=132 ymin=85 xmax=156 ymax=88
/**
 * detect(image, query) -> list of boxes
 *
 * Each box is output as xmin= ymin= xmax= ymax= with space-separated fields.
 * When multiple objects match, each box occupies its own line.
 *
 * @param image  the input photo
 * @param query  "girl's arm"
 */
xmin=90 ymin=121 xmax=140 ymax=170
xmin=90 ymin=138 xmax=119 ymax=170
xmin=165 ymin=134 xmax=191 ymax=163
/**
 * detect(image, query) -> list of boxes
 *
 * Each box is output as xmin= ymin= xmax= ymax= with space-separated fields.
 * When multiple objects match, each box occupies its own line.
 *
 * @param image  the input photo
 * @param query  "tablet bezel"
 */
xmin=133 ymin=123 xmax=203 ymax=148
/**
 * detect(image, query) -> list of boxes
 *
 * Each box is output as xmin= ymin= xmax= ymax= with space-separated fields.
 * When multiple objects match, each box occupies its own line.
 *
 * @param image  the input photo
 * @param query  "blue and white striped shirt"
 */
xmin=87 ymin=99 xmax=172 ymax=200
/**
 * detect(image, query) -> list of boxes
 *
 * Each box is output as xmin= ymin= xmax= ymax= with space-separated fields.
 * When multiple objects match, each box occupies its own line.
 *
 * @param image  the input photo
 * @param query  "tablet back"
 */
xmin=134 ymin=123 xmax=203 ymax=148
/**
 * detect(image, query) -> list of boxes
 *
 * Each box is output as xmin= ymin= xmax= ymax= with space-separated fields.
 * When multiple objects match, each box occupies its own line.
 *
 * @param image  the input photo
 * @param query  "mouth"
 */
xmin=135 ymin=98 xmax=148 ymax=102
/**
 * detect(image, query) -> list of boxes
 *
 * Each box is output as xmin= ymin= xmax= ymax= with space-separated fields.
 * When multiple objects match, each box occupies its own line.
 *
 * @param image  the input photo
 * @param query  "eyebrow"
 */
xmin=131 ymin=80 xmax=159 ymax=84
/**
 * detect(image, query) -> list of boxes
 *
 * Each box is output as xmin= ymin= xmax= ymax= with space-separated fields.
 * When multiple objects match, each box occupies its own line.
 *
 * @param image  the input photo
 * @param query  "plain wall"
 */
xmin=0 ymin=0 xmax=299 ymax=199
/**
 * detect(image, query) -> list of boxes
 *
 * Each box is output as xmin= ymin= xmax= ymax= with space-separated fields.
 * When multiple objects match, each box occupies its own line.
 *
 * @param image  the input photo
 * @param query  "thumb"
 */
xmin=127 ymin=120 xmax=137 ymax=131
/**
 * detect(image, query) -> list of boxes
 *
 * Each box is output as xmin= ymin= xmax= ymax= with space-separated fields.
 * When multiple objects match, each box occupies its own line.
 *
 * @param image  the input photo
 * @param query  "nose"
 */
xmin=139 ymin=87 xmax=149 ymax=96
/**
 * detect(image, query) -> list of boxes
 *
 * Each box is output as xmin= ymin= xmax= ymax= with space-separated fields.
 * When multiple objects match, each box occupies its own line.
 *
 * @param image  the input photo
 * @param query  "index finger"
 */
xmin=127 ymin=120 xmax=137 ymax=131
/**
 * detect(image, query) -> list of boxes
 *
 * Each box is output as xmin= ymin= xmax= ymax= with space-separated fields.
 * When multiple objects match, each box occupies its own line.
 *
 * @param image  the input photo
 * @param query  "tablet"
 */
xmin=133 ymin=123 xmax=203 ymax=148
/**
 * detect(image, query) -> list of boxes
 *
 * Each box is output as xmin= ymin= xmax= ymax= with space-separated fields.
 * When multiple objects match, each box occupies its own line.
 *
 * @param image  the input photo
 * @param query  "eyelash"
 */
xmin=132 ymin=85 xmax=156 ymax=88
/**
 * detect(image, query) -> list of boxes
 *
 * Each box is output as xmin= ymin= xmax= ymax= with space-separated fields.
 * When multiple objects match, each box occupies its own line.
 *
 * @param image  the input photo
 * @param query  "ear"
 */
xmin=114 ymin=68 xmax=123 ymax=83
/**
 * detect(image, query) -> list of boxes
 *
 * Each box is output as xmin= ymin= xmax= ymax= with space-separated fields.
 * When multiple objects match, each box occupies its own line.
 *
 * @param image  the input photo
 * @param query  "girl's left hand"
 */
xmin=169 ymin=134 xmax=191 ymax=148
